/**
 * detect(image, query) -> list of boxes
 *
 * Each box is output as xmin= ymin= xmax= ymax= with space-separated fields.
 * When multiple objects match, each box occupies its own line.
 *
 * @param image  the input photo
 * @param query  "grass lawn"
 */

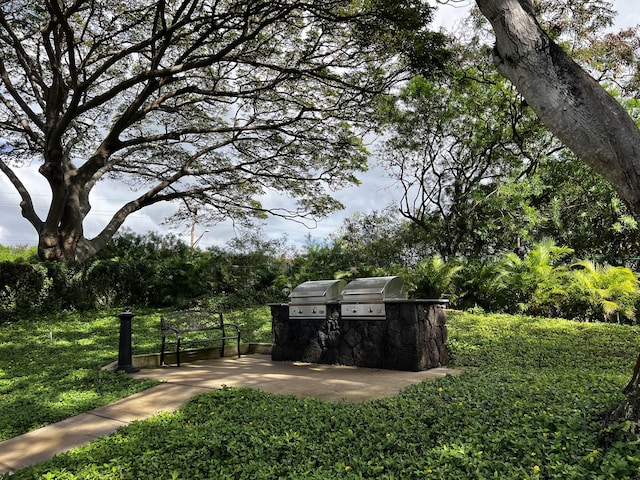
xmin=0 ymin=307 xmax=271 ymax=442
xmin=3 ymin=310 xmax=640 ymax=478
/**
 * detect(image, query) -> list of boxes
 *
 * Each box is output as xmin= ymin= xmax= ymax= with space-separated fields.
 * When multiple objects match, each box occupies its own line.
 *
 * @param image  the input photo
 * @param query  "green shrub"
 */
xmin=405 ymin=255 xmax=462 ymax=300
xmin=0 ymin=232 xmax=293 ymax=319
xmin=568 ymin=261 xmax=640 ymax=322
xmin=42 ymin=261 xmax=95 ymax=311
xmin=0 ymin=262 xmax=51 ymax=320
xmin=0 ymin=245 xmax=37 ymax=262
xmin=455 ymin=241 xmax=640 ymax=322
xmin=2 ymin=233 xmax=640 ymax=326
xmin=456 ymin=257 xmax=503 ymax=311
xmin=493 ymin=239 xmax=574 ymax=316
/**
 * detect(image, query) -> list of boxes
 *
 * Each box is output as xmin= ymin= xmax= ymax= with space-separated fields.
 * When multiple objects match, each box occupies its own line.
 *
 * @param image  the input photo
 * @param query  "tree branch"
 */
xmin=475 ymin=0 xmax=640 ymax=216
xmin=0 ymin=157 xmax=43 ymax=231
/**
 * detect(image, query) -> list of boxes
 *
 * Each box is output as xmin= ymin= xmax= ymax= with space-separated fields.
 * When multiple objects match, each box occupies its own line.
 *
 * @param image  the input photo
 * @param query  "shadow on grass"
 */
xmin=0 ymin=310 xmax=161 ymax=441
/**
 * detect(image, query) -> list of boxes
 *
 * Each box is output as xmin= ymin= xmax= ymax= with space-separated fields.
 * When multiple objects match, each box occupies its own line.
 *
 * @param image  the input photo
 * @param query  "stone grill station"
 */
xmin=270 ymin=277 xmax=449 ymax=371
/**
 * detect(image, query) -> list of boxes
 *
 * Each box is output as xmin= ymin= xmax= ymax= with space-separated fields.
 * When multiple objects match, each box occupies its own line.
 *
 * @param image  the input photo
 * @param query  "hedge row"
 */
xmin=0 ymin=249 xmax=288 ymax=322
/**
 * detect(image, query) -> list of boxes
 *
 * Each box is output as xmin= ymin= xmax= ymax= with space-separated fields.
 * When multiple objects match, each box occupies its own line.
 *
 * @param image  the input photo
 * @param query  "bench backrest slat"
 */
xmin=161 ymin=310 xmax=226 ymax=333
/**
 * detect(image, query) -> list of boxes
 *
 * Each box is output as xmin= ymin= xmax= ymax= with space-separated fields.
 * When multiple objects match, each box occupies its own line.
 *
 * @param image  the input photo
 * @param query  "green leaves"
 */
xmin=378 ymin=37 xmax=552 ymax=258
xmin=570 ymin=261 xmax=640 ymax=320
xmin=11 ymin=312 xmax=640 ymax=479
xmin=405 ymin=255 xmax=462 ymax=299
xmin=351 ymin=0 xmax=450 ymax=74
xmin=1 ymin=0 xmax=451 ymax=261
xmin=457 ymin=239 xmax=640 ymax=322
xmin=377 ymin=2 xmax=640 ymax=264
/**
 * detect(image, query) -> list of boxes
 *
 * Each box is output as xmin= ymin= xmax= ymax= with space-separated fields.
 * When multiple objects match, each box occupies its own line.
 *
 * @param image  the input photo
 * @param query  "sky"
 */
xmin=0 ymin=0 xmax=638 ymax=251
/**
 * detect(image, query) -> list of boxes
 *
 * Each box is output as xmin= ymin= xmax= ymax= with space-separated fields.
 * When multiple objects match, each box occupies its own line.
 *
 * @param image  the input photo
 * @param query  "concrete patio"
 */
xmin=0 ymin=354 xmax=462 ymax=474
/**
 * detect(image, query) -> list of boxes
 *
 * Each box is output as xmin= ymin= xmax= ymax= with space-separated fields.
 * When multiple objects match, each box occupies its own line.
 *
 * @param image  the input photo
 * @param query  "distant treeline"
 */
xmin=0 ymin=233 xmax=290 ymax=321
xmin=1 ymin=232 xmax=639 ymax=325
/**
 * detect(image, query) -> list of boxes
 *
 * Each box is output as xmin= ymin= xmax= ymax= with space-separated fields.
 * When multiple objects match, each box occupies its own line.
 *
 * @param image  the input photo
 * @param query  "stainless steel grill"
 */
xmin=340 ymin=276 xmax=407 ymax=319
xmin=288 ymin=279 xmax=346 ymax=319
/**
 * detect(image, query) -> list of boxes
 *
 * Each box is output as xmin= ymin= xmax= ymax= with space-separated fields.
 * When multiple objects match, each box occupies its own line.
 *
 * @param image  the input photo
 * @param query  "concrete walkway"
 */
xmin=0 ymin=355 xmax=462 ymax=474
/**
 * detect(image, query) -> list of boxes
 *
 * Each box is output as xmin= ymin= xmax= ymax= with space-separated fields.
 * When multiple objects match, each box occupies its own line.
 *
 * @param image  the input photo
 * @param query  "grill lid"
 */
xmin=341 ymin=276 xmax=407 ymax=303
xmin=289 ymin=279 xmax=346 ymax=305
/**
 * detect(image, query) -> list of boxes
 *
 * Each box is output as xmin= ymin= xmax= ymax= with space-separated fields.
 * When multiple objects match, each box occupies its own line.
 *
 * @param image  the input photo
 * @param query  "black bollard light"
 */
xmin=115 ymin=307 xmax=139 ymax=373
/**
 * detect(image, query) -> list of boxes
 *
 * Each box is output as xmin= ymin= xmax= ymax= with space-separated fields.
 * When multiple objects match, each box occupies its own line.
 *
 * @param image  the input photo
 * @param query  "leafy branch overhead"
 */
xmin=0 ymin=0 xmax=448 ymax=261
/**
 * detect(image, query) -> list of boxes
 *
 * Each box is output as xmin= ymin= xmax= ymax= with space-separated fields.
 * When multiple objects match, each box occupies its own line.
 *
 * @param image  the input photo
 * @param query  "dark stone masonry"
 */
xmin=270 ymin=300 xmax=448 ymax=371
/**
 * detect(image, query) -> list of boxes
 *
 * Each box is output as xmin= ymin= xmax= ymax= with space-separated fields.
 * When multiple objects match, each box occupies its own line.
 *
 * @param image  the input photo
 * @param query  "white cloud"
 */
xmin=613 ymin=1 xmax=640 ymax=28
xmin=431 ymin=0 xmax=474 ymax=30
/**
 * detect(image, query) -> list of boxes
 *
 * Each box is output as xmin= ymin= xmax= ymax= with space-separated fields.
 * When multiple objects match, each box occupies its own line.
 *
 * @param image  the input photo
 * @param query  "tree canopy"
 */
xmin=378 ymin=0 xmax=640 ymax=262
xmin=0 ymin=0 xmax=446 ymax=261
xmin=475 ymin=0 xmax=640 ymax=220
xmin=473 ymin=0 xmax=640 ymax=430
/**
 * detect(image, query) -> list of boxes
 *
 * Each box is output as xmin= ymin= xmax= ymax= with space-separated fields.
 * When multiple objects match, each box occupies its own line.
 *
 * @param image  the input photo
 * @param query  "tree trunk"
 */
xmin=36 ymin=190 xmax=85 ymax=262
xmin=475 ymin=0 xmax=640 ymax=426
xmin=607 ymin=354 xmax=640 ymax=423
xmin=475 ymin=0 xmax=640 ymax=218
xmin=38 ymin=232 xmax=78 ymax=262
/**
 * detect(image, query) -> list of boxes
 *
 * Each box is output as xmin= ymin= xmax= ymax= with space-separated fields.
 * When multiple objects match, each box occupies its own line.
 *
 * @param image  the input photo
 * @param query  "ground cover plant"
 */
xmin=6 ymin=312 xmax=640 ymax=479
xmin=0 ymin=310 xmax=160 ymax=441
xmin=0 ymin=307 xmax=272 ymax=442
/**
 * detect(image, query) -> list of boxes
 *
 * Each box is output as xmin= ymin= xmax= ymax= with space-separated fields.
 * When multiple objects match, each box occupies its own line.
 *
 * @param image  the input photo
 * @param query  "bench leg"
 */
xmin=176 ymin=337 xmax=181 ymax=367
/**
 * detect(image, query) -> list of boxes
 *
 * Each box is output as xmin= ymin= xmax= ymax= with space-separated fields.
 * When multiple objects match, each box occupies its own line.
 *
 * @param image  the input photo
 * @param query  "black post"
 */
xmin=115 ymin=307 xmax=139 ymax=373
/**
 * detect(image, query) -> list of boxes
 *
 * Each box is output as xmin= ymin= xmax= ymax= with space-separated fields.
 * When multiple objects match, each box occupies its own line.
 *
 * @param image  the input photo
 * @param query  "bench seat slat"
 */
xmin=164 ymin=336 xmax=241 ymax=344
xmin=171 ymin=327 xmax=228 ymax=333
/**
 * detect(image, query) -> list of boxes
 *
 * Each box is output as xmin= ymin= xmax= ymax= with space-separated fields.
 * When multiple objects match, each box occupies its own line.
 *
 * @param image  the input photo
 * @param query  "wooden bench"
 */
xmin=160 ymin=310 xmax=241 ymax=366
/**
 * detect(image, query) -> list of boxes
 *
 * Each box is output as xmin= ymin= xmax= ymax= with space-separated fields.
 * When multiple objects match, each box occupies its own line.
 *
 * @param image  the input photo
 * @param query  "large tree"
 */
xmin=475 ymin=0 xmax=640 ymax=217
xmin=380 ymin=1 xmax=640 ymax=263
xmin=474 ymin=0 xmax=640 ymax=425
xmin=0 ymin=0 xmax=445 ymax=261
xmin=379 ymin=48 xmax=556 ymax=259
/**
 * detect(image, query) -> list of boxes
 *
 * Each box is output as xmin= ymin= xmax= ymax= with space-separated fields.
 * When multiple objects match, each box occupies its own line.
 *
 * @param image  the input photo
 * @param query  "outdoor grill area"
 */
xmin=270 ymin=277 xmax=449 ymax=371
xmin=288 ymin=279 xmax=346 ymax=320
